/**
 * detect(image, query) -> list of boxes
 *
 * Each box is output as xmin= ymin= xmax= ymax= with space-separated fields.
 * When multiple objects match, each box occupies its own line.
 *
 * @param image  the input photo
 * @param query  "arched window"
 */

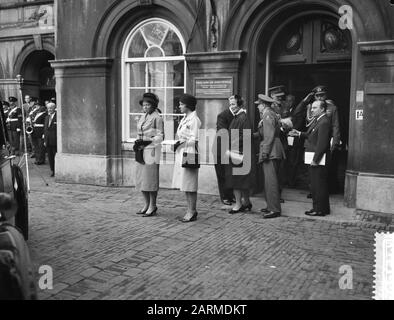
xmin=122 ymin=19 xmax=186 ymax=143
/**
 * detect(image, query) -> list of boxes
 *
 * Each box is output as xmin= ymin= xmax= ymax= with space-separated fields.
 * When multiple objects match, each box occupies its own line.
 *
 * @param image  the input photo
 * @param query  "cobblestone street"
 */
xmin=26 ymin=161 xmax=384 ymax=300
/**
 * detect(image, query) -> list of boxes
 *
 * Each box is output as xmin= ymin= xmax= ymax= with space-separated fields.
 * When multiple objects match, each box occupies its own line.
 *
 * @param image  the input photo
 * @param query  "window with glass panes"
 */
xmin=122 ymin=19 xmax=186 ymax=143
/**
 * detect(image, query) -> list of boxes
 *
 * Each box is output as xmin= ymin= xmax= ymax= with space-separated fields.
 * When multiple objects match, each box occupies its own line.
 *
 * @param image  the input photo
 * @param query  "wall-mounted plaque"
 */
xmin=194 ymin=77 xmax=233 ymax=99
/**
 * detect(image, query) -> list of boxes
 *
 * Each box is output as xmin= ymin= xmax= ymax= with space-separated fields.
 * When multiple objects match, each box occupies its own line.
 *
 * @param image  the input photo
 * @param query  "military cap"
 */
xmin=269 ymin=85 xmax=287 ymax=98
xmin=255 ymin=94 xmax=275 ymax=104
xmin=8 ymin=96 xmax=17 ymax=102
xmin=2 ymin=101 xmax=10 ymax=107
xmin=313 ymin=85 xmax=328 ymax=95
xmin=50 ymin=97 xmax=56 ymax=103
xmin=139 ymin=92 xmax=159 ymax=107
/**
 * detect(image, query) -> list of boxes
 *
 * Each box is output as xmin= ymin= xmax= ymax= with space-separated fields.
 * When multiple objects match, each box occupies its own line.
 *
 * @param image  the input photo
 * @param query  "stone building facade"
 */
xmin=3 ymin=0 xmax=393 ymax=215
xmin=0 ymin=0 xmax=55 ymax=101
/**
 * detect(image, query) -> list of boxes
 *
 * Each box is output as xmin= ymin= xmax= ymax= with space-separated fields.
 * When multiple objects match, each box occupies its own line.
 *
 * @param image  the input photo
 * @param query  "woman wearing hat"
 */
xmin=135 ymin=93 xmax=164 ymax=217
xmin=172 ymin=94 xmax=202 ymax=222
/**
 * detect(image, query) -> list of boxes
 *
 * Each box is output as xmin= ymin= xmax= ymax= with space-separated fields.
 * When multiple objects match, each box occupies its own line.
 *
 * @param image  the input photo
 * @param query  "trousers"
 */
xmin=263 ymin=159 xmax=281 ymax=213
xmin=309 ymin=166 xmax=330 ymax=214
xmin=215 ymin=163 xmax=234 ymax=202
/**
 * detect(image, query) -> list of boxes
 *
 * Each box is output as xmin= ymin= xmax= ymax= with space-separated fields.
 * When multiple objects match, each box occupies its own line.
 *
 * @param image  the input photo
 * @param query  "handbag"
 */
xmin=182 ymin=142 xmax=200 ymax=169
xmin=133 ymin=140 xmax=152 ymax=165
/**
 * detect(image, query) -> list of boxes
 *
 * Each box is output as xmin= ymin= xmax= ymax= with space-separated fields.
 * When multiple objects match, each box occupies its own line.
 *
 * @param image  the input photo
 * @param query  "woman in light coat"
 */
xmin=135 ymin=93 xmax=164 ymax=217
xmin=172 ymin=94 xmax=202 ymax=222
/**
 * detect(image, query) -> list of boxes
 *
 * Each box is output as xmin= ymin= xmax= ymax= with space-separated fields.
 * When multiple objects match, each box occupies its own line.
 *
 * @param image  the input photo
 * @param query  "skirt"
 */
xmin=172 ymin=147 xmax=199 ymax=192
xmin=135 ymin=162 xmax=160 ymax=192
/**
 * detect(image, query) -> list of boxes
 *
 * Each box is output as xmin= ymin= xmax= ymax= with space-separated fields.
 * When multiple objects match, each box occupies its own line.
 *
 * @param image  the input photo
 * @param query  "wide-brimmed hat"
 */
xmin=255 ymin=94 xmax=275 ymax=104
xmin=139 ymin=93 xmax=159 ymax=107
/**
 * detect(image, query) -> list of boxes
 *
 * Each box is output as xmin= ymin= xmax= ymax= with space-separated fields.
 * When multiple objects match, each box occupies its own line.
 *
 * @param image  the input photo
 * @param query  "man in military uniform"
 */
xmin=6 ymin=97 xmax=22 ymax=155
xmin=31 ymin=102 xmax=47 ymax=165
xmin=26 ymin=97 xmax=40 ymax=158
xmin=20 ymin=95 xmax=32 ymax=154
xmin=254 ymin=94 xmax=286 ymax=219
xmin=269 ymin=85 xmax=289 ymax=202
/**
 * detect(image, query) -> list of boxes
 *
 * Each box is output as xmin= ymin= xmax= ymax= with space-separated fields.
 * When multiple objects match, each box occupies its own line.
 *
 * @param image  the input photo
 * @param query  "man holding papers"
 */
xmin=290 ymin=101 xmax=331 ymax=217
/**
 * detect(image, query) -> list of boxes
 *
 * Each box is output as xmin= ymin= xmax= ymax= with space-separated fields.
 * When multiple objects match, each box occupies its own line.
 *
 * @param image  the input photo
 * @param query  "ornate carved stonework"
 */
xmin=321 ymin=22 xmax=350 ymax=53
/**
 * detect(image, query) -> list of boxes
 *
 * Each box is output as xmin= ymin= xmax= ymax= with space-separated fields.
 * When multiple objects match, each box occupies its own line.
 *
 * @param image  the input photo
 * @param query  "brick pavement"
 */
xmin=24 ymin=160 xmax=387 ymax=300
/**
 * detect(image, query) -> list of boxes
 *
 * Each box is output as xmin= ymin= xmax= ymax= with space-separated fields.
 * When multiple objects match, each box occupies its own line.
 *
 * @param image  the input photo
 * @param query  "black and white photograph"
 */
xmin=0 ymin=0 xmax=393 ymax=305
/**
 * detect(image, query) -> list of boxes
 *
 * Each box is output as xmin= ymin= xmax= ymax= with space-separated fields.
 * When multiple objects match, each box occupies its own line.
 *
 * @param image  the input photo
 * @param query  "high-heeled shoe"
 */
xmin=136 ymin=208 xmax=148 ymax=215
xmin=181 ymin=212 xmax=198 ymax=223
xmin=229 ymin=207 xmax=244 ymax=214
xmin=143 ymin=207 xmax=158 ymax=217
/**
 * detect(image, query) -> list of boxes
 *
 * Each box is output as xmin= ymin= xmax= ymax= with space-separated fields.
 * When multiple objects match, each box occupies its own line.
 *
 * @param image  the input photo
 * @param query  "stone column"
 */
xmin=50 ymin=57 xmax=113 ymax=185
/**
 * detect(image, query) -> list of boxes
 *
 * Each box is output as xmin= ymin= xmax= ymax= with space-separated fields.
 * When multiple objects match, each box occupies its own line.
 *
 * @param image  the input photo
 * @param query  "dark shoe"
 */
xmin=30 ymin=154 xmax=36 ymax=159
xmin=242 ymin=203 xmax=253 ymax=212
xmin=305 ymin=211 xmax=327 ymax=217
xmin=260 ymin=208 xmax=270 ymax=213
xmin=181 ymin=212 xmax=198 ymax=223
xmin=263 ymin=211 xmax=281 ymax=219
xmin=136 ymin=208 xmax=148 ymax=215
xmin=229 ymin=207 xmax=244 ymax=214
xmin=280 ymin=199 xmax=285 ymax=204
xmin=304 ymin=209 xmax=315 ymax=215
xmin=34 ymin=162 xmax=44 ymax=165
xmin=222 ymin=199 xmax=233 ymax=206
xmin=50 ymin=172 xmax=55 ymax=177
xmin=307 ymin=193 xmax=313 ymax=199
xmin=143 ymin=207 xmax=158 ymax=217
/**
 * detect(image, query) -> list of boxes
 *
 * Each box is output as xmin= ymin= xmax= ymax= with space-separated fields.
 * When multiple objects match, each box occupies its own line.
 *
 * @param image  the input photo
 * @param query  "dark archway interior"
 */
xmin=21 ymin=50 xmax=55 ymax=103
xmin=255 ymin=13 xmax=352 ymax=194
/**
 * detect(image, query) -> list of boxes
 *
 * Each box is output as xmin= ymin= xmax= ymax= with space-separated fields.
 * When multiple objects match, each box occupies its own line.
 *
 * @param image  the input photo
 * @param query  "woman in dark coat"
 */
xmin=225 ymin=95 xmax=254 ymax=214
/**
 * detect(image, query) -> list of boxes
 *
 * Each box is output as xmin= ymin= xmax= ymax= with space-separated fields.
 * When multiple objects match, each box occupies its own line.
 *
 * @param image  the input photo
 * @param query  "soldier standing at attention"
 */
xmin=27 ymin=97 xmax=40 ymax=158
xmin=268 ymin=85 xmax=288 ymax=203
xmin=254 ymin=94 xmax=286 ymax=219
xmin=6 ymin=97 xmax=22 ymax=156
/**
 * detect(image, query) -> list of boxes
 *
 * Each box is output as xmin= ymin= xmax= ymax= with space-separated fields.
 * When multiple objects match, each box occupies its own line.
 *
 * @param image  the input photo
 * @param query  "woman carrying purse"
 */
xmin=134 ymin=93 xmax=164 ymax=217
xmin=171 ymin=94 xmax=202 ymax=223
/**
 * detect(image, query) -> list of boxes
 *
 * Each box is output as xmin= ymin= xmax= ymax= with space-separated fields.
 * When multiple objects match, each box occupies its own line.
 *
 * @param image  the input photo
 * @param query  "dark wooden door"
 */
xmin=269 ymin=16 xmax=352 ymax=193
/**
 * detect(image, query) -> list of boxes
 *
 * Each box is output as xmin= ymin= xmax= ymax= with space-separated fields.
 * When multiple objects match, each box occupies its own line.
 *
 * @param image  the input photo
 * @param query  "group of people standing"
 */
xmin=1 ymin=95 xmax=58 ymax=177
xmin=134 ymin=84 xmax=340 ymax=222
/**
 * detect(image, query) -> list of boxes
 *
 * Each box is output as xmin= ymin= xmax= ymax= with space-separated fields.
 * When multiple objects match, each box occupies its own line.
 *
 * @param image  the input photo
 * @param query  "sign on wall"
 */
xmin=356 ymin=110 xmax=364 ymax=121
xmin=194 ymin=77 xmax=234 ymax=99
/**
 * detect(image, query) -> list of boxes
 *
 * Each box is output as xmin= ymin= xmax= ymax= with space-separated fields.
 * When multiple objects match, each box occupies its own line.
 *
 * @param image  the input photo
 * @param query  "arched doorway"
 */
xmin=20 ymin=50 xmax=56 ymax=102
xmin=260 ymin=14 xmax=352 ymax=194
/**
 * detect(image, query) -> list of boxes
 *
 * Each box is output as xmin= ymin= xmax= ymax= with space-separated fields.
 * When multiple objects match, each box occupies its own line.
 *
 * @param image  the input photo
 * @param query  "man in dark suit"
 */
xmin=44 ymin=102 xmax=57 ymax=177
xmin=214 ymin=106 xmax=235 ymax=206
xmin=290 ymin=100 xmax=331 ymax=216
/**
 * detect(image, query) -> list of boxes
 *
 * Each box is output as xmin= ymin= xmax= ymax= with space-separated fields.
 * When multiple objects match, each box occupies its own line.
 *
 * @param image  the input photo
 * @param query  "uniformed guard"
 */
xmin=26 ymin=97 xmax=41 ymax=158
xmin=31 ymin=103 xmax=47 ymax=165
xmin=254 ymin=94 xmax=286 ymax=219
xmin=6 ymin=97 xmax=22 ymax=155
